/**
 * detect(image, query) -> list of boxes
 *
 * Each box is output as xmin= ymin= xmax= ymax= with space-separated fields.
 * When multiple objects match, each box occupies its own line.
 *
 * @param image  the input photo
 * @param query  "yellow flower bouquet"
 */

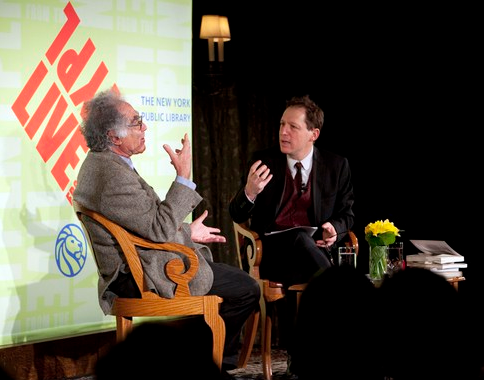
xmin=365 ymin=219 xmax=400 ymax=280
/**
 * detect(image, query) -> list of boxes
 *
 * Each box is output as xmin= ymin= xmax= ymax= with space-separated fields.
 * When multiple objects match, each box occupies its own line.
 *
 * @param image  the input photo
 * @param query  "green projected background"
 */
xmin=0 ymin=0 xmax=192 ymax=347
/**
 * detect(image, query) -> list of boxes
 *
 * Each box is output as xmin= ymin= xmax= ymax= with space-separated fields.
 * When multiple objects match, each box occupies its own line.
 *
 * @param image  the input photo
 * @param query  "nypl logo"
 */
xmin=55 ymin=224 xmax=87 ymax=277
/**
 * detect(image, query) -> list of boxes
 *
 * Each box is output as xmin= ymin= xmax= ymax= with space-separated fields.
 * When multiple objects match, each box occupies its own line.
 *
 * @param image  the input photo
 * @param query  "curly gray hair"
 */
xmin=80 ymin=89 xmax=130 ymax=151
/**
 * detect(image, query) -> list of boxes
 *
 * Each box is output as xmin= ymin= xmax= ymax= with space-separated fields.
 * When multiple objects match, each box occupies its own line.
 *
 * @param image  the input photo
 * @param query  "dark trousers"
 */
xmin=260 ymin=229 xmax=333 ymax=285
xmin=258 ymin=229 xmax=333 ymax=362
xmin=206 ymin=260 xmax=261 ymax=368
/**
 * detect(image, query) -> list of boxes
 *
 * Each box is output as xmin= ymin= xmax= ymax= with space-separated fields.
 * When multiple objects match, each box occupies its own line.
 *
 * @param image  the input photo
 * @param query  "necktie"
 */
xmin=295 ymin=162 xmax=303 ymax=196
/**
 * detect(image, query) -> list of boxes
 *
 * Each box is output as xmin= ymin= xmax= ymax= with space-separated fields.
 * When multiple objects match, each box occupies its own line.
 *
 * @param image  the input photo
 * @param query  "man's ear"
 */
xmin=311 ymin=128 xmax=320 ymax=142
xmin=108 ymin=130 xmax=121 ymax=145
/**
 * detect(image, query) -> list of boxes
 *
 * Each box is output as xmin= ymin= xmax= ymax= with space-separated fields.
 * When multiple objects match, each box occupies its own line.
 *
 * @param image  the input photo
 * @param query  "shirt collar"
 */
xmin=119 ymin=155 xmax=135 ymax=170
xmin=287 ymin=146 xmax=313 ymax=172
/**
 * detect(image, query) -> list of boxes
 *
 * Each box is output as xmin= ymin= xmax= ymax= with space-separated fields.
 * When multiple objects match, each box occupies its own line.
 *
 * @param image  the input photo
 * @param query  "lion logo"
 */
xmin=55 ymin=224 xmax=87 ymax=277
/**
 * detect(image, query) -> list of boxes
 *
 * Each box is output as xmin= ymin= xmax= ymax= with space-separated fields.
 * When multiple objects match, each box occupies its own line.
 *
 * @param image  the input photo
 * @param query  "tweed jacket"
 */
xmin=229 ymin=145 xmax=355 ymax=242
xmin=73 ymin=150 xmax=214 ymax=314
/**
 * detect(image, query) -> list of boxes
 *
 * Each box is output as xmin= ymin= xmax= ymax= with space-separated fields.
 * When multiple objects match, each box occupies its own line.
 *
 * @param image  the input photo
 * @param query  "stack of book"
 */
xmin=406 ymin=240 xmax=467 ymax=280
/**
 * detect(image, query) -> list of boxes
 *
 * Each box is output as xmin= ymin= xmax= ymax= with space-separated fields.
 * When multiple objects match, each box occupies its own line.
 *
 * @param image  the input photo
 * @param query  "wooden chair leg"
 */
xmin=238 ymin=309 xmax=260 ymax=368
xmin=116 ymin=316 xmax=133 ymax=342
xmin=203 ymin=297 xmax=226 ymax=370
xmin=261 ymin=299 xmax=273 ymax=380
xmin=296 ymin=290 xmax=303 ymax=310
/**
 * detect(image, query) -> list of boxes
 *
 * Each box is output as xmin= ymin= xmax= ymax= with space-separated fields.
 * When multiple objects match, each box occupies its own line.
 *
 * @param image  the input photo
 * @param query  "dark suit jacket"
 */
xmin=229 ymin=145 xmax=355 ymax=241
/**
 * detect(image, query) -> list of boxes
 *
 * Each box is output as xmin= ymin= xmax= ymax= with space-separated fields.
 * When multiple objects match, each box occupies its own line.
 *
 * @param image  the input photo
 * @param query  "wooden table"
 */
xmin=368 ymin=274 xmax=465 ymax=290
xmin=447 ymin=276 xmax=465 ymax=291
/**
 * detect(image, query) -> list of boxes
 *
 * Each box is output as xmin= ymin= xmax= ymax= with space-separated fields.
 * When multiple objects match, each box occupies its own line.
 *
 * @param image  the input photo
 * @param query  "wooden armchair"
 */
xmin=234 ymin=221 xmax=359 ymax=380
xmin=72 ymin=200 xmax=226 ymax=370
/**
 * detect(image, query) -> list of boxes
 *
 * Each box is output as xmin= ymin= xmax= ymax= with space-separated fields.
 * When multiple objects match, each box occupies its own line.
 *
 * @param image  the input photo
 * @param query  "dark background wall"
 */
xmin=191 ymin=1 xmax=481 ymax=301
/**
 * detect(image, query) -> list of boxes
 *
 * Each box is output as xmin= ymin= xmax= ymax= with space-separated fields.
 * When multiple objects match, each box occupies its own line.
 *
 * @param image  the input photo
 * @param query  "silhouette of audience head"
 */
xmin=292 ymin=265 xmax=380 ymax=379
xmin=95 ymin=316 xmax=222 ymax=380
xmin=378 ymin=267 xmax=481 ymax=380
xmin=292 ymin=265 xmax=484 ymax=380
xmin=0 ymin=366 xmax=13 ymax=380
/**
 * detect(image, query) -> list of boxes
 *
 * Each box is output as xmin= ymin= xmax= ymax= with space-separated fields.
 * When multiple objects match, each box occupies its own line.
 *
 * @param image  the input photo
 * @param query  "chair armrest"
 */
xmin=344 ymin=230 xmax=359 ymax=255
xmin=126 ymin=235 xmax=199 ymax=298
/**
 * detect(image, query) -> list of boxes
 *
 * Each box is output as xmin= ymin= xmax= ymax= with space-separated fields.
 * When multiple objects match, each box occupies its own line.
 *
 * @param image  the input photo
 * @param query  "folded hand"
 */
xmin=316 ymin=222 xmax=337 ymax=248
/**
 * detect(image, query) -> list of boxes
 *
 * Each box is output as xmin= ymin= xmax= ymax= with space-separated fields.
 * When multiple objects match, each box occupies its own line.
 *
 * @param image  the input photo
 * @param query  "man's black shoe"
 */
xmin=221 ymin=368 xmax=236 ymax=380
xmin=222 ymin=363 xmax=238 ymax=371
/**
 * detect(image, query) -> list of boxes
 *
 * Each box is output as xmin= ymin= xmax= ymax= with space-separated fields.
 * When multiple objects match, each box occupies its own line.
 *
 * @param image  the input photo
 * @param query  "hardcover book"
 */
xmin=406 ymin=261 xmax=467 ymax=270
xmin=406 ymin=254 xmax=465 ymax=264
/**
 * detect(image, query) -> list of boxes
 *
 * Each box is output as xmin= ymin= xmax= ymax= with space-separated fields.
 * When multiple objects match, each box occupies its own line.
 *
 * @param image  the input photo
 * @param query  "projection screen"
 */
xmin=0 ymin=0 xmax=192 ymax=347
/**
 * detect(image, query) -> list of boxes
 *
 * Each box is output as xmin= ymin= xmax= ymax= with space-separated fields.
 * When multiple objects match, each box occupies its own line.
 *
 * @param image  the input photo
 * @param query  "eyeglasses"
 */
xmin=127 ymin=115 xmax=143 ymax=130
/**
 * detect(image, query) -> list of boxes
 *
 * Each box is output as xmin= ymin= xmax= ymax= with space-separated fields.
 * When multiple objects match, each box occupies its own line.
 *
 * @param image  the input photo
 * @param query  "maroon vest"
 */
xmin=274 ymin=166 xmax=312 ymax=230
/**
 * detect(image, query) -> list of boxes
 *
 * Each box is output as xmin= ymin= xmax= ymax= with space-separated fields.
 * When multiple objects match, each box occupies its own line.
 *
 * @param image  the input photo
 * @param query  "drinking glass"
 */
xmin=338 ymin=246 xmax=357 ymax=268
xmin=386 ymin=242 xmax=404 ymax=276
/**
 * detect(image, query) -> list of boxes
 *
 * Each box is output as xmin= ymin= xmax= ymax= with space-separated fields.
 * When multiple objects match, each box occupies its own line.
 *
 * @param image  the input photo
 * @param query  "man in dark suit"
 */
xmin=230 ymin=94 xmax=354 ymax=284
xmin=229 ymin=95 xmax=355 ymax=376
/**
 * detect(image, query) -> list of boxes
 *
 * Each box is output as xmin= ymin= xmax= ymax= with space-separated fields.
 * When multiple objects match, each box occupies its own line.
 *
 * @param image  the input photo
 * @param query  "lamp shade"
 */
xmin=200 ymin=15 xmax=231 ymax=42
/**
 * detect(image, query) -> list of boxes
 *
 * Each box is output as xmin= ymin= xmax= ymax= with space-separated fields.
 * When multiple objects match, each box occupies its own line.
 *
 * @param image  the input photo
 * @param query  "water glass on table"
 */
xmin=338 ymin=246 xmax=357 ymax=268
xmin=386 ymin=242 xmax=404 ymax=276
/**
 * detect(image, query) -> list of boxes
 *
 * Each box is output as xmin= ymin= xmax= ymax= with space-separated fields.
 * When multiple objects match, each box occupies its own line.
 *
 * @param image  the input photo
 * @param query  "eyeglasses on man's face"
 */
xmin=127 ymin=115 xmax=143 ymax=130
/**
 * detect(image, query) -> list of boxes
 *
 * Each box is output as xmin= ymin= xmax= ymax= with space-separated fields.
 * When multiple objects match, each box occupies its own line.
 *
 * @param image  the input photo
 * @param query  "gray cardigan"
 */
xmin=73 ymin=150 xmax=214 ymax=314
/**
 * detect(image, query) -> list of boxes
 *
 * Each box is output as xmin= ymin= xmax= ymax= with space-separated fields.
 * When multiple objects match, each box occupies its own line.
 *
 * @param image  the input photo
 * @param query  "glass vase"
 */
xmin=369 ymin=245 xmax=387 ymax=281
